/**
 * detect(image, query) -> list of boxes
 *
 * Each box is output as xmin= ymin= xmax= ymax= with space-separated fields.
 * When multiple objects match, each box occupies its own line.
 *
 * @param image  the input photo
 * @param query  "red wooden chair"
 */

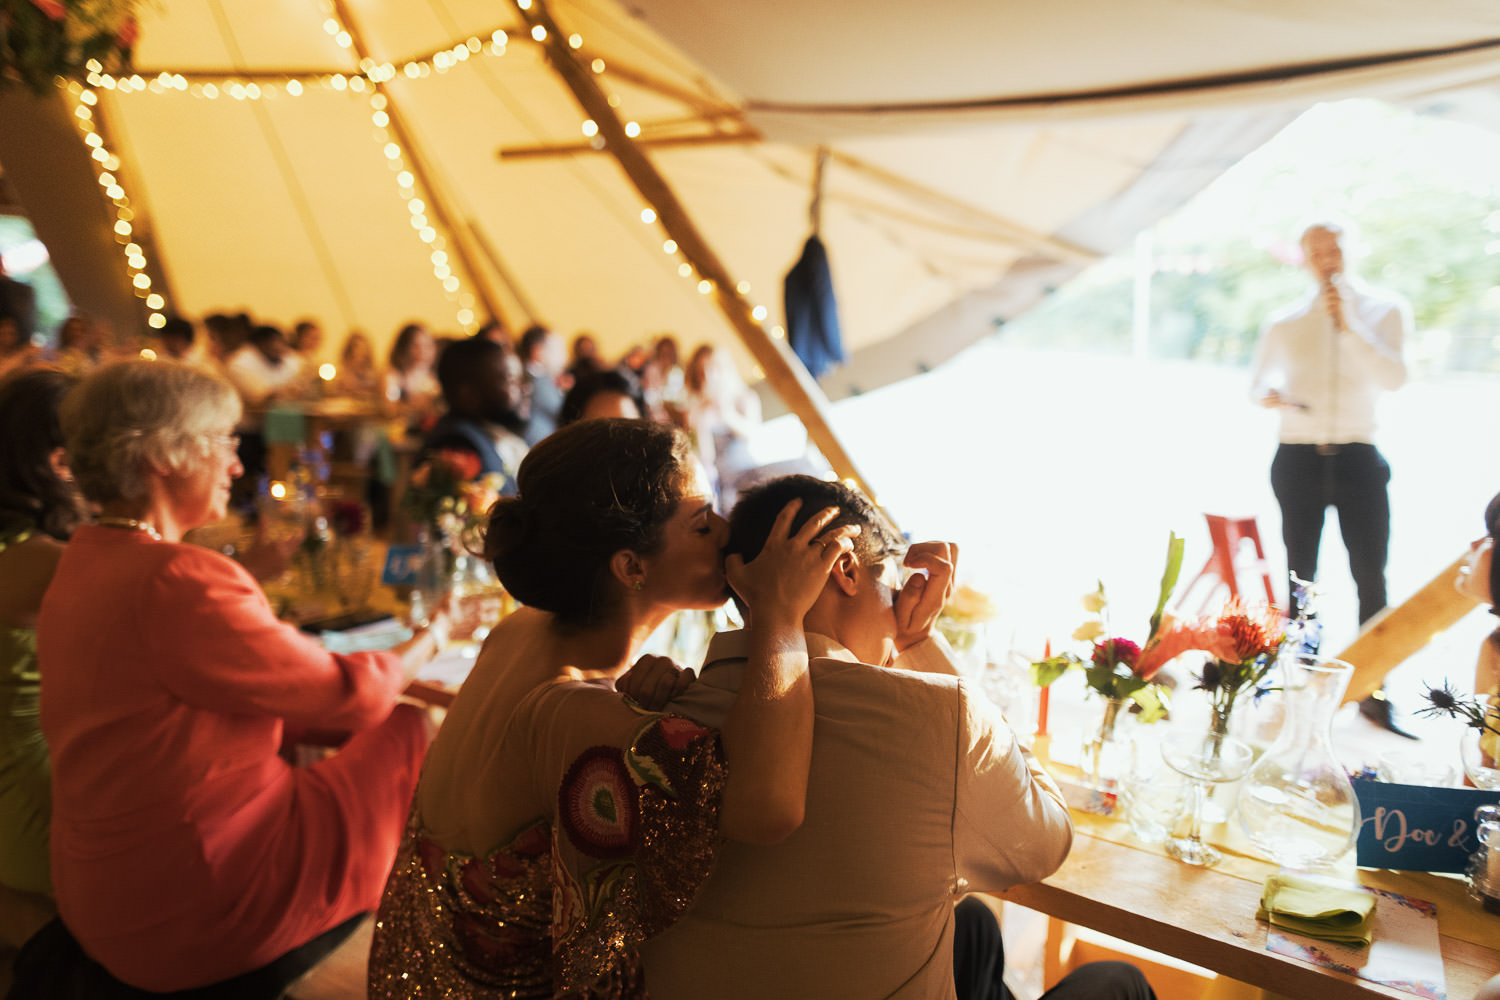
xmin=1177 ymin=514 xmax=1278 ymax=614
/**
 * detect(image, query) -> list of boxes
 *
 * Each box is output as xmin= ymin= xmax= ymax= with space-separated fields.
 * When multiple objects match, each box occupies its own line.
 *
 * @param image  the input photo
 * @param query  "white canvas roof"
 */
xmin=8 ymin=0 xmax=1500 ymax=398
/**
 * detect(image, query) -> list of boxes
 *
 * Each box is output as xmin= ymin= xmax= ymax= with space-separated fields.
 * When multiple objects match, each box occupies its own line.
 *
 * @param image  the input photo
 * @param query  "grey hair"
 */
xmin=62 ymin=360 xmax=242 ymax=505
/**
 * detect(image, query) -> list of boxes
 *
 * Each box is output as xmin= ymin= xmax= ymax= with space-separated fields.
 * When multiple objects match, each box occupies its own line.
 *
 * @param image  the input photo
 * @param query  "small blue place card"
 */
xmin=381 ymin=544 xmax=423 ymax=587
xmin=1352 ymin=778 xmax=1500 ymax=873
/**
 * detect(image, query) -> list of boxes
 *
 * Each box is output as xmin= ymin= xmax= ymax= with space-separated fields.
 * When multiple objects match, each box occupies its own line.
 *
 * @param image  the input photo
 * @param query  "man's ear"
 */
xmin=828 ymin=550 xmax=859 ymax=598
xmin=609 ymin=549 xmax=647 ymax=592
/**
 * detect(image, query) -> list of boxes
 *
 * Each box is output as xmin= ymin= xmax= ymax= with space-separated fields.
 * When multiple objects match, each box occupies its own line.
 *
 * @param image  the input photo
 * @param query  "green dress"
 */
xmin=0 ymin=527 xmax=51 ymax=894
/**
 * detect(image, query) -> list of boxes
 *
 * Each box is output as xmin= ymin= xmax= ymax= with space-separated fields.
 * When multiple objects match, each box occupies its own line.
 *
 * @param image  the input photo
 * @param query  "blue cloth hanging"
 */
xmin=782 ymin=234 xmax=844 ymax=378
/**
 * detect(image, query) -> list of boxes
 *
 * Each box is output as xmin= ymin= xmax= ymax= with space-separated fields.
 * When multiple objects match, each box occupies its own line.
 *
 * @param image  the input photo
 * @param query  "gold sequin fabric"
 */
xmin=368 ymin=715 xmax=727 ymax=999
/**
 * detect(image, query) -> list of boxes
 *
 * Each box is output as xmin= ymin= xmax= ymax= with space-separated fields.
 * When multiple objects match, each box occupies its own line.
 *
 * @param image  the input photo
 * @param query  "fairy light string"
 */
xmin=67 ymin=4 xmax=791 ymax=352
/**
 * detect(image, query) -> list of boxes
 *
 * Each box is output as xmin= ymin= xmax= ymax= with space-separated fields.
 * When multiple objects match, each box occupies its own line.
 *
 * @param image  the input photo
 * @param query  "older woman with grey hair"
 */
xmin=27 ymin=360 xmax=448 ymax=994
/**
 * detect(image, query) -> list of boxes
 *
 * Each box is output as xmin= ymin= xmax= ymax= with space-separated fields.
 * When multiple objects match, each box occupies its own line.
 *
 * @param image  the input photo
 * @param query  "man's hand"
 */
xmin=892 ymin=541 xmax=958 ymax=654
xmin=616 ymin=654 xmax=695 ymax=710
xmin=727 ymin=500 xmax=859 ymax=626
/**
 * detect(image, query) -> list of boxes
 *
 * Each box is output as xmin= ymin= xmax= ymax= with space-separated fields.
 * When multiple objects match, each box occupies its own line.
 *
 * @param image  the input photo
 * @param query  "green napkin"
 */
xmin=1256 ymin=873 xmax=1377 ymax=947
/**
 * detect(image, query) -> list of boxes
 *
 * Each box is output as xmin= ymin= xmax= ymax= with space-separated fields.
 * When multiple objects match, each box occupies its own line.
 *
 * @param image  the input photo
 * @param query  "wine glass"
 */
xmin=1160 ymin=729 xmax=1254 ymax=867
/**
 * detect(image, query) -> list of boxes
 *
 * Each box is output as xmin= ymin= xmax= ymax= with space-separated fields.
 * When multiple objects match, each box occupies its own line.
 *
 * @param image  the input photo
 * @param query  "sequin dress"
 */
xmin=368 ymin=686 xmax=726 ymax=1000
xmin=0 ymin=526 xmax=51 ymax=894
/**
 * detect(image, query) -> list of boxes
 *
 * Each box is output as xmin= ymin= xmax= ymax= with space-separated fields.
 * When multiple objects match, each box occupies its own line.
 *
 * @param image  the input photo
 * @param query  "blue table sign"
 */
xmin=1352 ymin=778 xmax=1500 ymax=872
xmin=382 ymin=544 xmax=423 ymax=588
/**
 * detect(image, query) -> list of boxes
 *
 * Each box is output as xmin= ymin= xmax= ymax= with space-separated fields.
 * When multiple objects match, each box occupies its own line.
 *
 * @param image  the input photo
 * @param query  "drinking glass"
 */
xmin=1161 ymin=729 xmax=1254 ymax=867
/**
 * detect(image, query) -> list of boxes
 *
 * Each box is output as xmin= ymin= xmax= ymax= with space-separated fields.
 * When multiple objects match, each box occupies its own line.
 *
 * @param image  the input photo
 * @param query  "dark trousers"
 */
xmin=1270 ymin=443 xmax=1391 ymax=625
xmin=953 ymin=897 xmax=1156 ymax=1000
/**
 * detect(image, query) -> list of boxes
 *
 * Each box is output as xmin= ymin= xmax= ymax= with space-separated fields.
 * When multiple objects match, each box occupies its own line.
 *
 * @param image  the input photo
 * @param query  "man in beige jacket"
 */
xmin=646 ymin=475 xmax=1153 ymax=1000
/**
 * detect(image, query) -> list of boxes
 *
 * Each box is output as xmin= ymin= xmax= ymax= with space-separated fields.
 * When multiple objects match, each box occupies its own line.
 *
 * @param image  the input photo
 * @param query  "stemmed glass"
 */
xmin=1160 ymin=729 xmax=1254 ymax=867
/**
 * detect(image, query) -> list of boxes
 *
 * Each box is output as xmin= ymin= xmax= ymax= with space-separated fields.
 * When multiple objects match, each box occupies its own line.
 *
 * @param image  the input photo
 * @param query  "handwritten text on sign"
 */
xmin=1352 ymin=779 xmax=1500 ymax=873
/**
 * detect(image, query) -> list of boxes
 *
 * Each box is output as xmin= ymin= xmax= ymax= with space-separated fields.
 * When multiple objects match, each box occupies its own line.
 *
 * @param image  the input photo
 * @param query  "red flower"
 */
xmin=1091 ymin=637 xmax=1140 ymax=669
xmin=559 ymin=747 xmax=636 ymax=858
xmin=436 ymin=448 xmax=482 ymax=481
xmin=116 ymin=17 xmax=139 ymax=48
xmin=29 ymin=0 xmax=66 ymax=21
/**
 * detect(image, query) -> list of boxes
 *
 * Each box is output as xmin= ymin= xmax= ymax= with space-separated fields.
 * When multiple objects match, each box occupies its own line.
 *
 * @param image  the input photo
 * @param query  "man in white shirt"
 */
xmin=224 ymin=324 xmax=305 ymax=407
xmin=648 ymin=476 xmax=1152 ymax=1000
xmin=1249 ymin=222 xmax=1410 ymax=730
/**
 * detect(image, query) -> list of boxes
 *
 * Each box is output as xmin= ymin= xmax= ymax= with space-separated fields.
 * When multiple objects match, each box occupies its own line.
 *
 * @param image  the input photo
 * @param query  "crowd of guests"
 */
xmin=0 ymin=309 xmax=1190 ymax=998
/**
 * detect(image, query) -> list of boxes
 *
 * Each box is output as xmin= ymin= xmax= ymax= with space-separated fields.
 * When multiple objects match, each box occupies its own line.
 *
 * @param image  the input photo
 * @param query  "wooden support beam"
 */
xmin=512 ymin=0 xmax=881 ymax=505
xmin=1334 ymin=553 xmax=1480 ymax=705
xmin=499 ymin=129 xmax=757 ymax=160
xmin=329 ymin=0 xmax=508 ymax=331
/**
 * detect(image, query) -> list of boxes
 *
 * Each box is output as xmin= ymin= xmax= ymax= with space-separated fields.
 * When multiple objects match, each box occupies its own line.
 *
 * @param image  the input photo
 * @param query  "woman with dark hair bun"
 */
xmin=370 ymin=418 xmax=858 ymax=998
xmin=0 ymin=367 xmax=85 ymax=905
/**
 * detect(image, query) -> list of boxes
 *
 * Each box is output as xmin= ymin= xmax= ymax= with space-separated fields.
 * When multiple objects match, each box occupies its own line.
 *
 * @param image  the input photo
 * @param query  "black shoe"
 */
xmin=1359 ymin=691 xmax=1419 ymax=740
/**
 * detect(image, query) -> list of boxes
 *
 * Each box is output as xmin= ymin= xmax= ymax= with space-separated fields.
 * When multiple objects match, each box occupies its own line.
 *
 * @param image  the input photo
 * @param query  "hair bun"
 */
xmin=482 ymin=495 xmax=527 ymax=566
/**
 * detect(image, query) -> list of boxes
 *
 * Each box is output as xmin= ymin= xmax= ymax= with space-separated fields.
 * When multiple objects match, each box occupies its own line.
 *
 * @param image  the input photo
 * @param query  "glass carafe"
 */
xmin=1238 ymin=653 xmax=1359 ymax=869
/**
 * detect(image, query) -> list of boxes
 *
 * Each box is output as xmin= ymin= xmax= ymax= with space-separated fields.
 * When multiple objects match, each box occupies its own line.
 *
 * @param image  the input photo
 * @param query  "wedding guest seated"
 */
xmin=21 ymin=360 xmax=450 ymax=994
xmin=683 ymin=343 xmax=762 ymax=509
xmin=558 ymin=366 xmax=647 ymax=425
xmin=519 ymin=323 xmax=567 ymax=446
xmin=384 ymin=321 xmax=440 ymax=428
xmin=369 ymin=419 xmax=854 ymax=996
xmin=223 ymin=323 xmax=304 ymax=408
xmin=646 ymin=475 xmax=1154 ymax=1000
xmin=49 ymin=315 xmax=105 ymax=376
xmin=0 ymin=369 xmax=86 ymax=908
xmin=565 ymin=330 xmax=602 ymax=381
xmin=155 ymin=315 xmax=216 ymax=372
xmin=332 ymin=330 xmax=382 ymax=400
xmin=420 ymin=335 xmax=529 ymax=491
xmin=291 ymin=319 xmax=323 ymax=362
xmin=0 ymin=315 xmax=39 ymax=379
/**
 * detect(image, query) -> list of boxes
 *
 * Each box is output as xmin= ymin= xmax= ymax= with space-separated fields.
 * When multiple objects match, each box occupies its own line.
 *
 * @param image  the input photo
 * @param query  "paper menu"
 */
xmin=1267 ymin=887 xmax=1446 ymax=1000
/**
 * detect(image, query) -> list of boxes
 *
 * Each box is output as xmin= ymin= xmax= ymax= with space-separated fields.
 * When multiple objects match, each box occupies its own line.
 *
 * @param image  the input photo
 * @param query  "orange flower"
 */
xmin=1205 ymin=600 xmax=1283 ymax=664
xmin=1135 ymin=620 xmax=1213 ymax=680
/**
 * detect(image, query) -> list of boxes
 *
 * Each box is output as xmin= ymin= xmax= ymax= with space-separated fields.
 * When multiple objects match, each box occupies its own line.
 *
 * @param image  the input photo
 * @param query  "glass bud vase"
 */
xmin=1239 ymin=653 xmax=1360 ymax=870
xmin=1082 ymin=696 xmax=1131 ymax=793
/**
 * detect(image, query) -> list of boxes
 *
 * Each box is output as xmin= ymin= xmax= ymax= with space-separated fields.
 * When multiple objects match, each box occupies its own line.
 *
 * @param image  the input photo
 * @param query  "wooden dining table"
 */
xmin=993 ymin=740 xmax=1500 ymax=1000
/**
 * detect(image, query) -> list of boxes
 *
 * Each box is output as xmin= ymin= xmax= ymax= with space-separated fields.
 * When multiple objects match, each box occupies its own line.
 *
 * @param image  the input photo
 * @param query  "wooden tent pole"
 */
xmin=1333 ymin=553 xmax=1481 ymax=704
xmin=330 ymin=0 xmax=509 ymax=331
xmin=514 ymin=0 xmax=880 ymax=504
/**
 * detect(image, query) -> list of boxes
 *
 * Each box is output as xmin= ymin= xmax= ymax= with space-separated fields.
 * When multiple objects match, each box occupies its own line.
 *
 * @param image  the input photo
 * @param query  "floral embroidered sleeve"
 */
xmin=550 ymin=714 xmax=728 ymax=995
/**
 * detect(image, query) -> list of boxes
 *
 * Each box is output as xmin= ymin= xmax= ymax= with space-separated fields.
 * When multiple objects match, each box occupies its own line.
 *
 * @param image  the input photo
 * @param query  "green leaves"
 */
xmin=1148 ymin=532 xmax=1184 ymax=640
xmin=1031 ymin=653 xmax=1079 ymax=688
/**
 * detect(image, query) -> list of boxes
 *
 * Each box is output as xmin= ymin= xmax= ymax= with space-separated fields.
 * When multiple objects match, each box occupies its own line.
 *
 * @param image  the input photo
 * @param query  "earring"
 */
xmin=634 ymin=580 xmax=644 ymax=591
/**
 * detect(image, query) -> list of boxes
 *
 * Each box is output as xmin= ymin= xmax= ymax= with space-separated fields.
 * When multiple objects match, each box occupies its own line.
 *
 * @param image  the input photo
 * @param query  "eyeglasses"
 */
xmin=202 ymin=433 xmax=241 ymax=456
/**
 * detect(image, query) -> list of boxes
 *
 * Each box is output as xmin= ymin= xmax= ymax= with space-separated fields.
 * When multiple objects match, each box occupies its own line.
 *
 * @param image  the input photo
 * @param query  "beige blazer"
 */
xmin=643 ymin=631 xmax=1071 ymax=1000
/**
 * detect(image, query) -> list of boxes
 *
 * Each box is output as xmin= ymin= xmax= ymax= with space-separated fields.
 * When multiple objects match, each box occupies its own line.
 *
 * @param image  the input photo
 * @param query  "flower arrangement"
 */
xmin=2 ymin=0 xmax=147 ymax=94
xmin=936 ymin=583 xmax=1000 ymax=657
xmin=1031 ymin=533 xmax=1184 ymax=723
xmin=1135 ymin=598 xmax=1285 ymax=731
xmin=402 ymin=449 xmax=505 ymax=553
xmin=1418 ymin=682 xmax=1500 ymax=762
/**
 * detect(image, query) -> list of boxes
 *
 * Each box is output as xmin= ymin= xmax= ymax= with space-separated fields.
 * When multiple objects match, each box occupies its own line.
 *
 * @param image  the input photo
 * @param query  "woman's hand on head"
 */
xmin=616 ymin=654 xmax=695 ymax=710
xmin=726 ymin=500 xmax=859 ymax=626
